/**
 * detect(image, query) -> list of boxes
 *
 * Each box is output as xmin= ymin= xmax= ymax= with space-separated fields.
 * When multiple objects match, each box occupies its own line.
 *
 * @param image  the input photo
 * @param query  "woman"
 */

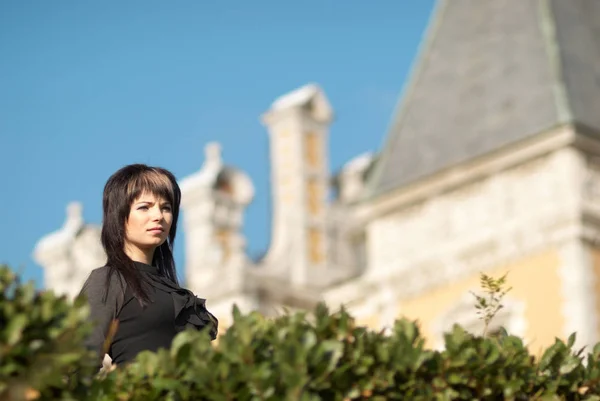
xmin=79 ymin=164 xmax=218 ymax=367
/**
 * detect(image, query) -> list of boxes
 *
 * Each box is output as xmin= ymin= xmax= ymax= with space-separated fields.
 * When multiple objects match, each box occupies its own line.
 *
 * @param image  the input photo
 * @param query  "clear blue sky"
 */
xmin=0 ymin=1 xmax=435 ymax=288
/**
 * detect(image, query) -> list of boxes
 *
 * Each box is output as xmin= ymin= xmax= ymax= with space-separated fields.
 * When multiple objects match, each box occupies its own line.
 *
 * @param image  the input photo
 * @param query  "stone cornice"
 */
xmin=582 ymin=208 xmax=600 ymax=246
xmin=573 ymin=133 xmax=600 ymax=158
xmin=356 ymin=125 xmax=576 ymax=223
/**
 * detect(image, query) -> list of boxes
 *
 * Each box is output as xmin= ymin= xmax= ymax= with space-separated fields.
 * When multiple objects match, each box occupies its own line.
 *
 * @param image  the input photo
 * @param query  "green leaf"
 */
xmin=6 ymin=313 xmax=28 ymax=345
xmin=152 ymin=378 xmax=181 ymax=391
xmin=559 ymin=358 xmax=580 ymax=375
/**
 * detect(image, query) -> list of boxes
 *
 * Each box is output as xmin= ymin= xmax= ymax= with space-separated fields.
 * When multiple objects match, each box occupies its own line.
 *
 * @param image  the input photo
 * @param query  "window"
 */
xmin=305 ymin=132 xmax=321 ymax=168
xmin=431 ymin=293 xmax=526 ymax=350
xmin=307 ymin=179 xmax=322 ymax=215
xmin=215 ymin=172 xmax=234 ymax=196
xmin=308 ymin=228 xmax=324 ymax=264
xmin=215 ymin=228 xmax=231 ymax=262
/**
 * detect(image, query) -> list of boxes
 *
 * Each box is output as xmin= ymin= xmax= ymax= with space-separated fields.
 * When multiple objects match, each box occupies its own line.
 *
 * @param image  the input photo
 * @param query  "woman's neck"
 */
xmin=124 ymin=244 xmax=154 ymax=265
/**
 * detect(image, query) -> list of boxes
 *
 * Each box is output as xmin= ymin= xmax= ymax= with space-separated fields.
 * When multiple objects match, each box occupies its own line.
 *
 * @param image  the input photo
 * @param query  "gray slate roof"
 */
xmin=367 ymin=0 xmax=600 ymax=198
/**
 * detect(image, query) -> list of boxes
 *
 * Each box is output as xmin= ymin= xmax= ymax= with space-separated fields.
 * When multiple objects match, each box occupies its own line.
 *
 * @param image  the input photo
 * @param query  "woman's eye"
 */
xmin=138 ymin=206 xmax=148 ymax=210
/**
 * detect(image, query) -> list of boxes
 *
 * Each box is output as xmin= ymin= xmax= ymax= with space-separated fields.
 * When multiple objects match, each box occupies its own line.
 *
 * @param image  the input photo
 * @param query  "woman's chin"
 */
xmin=142 ymin=238 xmax=166 ymax=248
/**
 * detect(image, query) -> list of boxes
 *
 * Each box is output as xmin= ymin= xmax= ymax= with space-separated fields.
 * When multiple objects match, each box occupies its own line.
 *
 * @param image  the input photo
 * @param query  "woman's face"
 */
xmin=124 ymin=191 xmax=173 ymax=255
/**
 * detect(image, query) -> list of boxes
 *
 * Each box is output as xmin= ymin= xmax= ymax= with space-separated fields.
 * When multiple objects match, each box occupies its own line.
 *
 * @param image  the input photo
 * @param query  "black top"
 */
xmin=79 ymin=262 xmax=218 ymax=367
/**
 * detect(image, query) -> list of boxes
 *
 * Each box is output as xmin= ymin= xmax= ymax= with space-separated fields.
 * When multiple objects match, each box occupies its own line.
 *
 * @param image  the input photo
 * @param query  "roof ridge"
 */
xmin=538 ymin=0 xmax=573 ymax=125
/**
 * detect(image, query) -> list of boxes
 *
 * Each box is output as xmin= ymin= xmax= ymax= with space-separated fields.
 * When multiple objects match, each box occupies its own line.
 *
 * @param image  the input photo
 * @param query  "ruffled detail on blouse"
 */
xmin=133 ymin=262 xmax=219 ymax=340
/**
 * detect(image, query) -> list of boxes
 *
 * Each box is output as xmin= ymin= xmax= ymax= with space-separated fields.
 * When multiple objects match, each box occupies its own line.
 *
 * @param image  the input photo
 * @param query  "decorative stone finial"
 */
xmin=65 ymin=201 xmax=83 ymax=229
xmin=204 ymin=142 xmax=222 ymax=166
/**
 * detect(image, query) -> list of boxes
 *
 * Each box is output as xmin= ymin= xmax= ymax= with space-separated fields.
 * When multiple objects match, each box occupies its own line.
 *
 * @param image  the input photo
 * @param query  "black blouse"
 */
xmin=79 ymin=262 xmax=218 ymax=367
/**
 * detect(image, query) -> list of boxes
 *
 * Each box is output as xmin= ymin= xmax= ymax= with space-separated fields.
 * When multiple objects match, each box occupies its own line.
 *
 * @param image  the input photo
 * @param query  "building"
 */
xmin=33 ymin=0 xmax=600 ymax=353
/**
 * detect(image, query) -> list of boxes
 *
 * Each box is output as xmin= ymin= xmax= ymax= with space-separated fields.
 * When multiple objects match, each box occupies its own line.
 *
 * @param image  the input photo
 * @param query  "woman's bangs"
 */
xmin=127 ymin=170 xmax=175 ymax=206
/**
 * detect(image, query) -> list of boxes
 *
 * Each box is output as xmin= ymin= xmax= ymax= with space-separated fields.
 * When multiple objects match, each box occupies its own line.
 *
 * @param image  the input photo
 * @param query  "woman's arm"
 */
xmin=78 ymin=267 xmax=125 ymax=362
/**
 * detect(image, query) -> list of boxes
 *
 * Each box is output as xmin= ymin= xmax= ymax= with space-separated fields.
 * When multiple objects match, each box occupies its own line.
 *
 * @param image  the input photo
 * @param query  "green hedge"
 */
xmin=2 ymin=263 xmax=600 ymax=401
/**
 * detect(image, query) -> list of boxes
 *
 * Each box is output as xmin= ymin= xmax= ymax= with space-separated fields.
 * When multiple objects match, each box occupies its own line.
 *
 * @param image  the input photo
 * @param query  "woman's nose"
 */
xmin=151 ymin=208 xmax=164 ymax=221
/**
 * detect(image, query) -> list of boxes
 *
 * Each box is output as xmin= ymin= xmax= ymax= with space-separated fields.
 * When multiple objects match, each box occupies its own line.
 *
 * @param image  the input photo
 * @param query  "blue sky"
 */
xmin=0 ymin=1 xmax=435 ymax=288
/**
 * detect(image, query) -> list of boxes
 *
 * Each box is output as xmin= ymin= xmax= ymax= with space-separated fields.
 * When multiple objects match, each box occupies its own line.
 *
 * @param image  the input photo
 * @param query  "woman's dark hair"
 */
xmin=101 ymin=164 xmax=181 ymax=305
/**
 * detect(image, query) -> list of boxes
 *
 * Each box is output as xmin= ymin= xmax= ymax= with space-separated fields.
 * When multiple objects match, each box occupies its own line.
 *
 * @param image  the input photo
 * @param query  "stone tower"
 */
xmin=33 ymin=202 xmax=105 ymax=299
xmin=179 ymin=142 xmax=254 ymax=304
xmin=260 ymin=84 xmax=334 ymax=287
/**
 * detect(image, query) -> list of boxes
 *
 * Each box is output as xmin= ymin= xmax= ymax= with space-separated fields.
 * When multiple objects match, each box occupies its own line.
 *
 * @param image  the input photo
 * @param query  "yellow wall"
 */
xmin=356 ymin=316 xmax=379 ymax=329
xmin=396 ymin=249 xmax=564 ymax=352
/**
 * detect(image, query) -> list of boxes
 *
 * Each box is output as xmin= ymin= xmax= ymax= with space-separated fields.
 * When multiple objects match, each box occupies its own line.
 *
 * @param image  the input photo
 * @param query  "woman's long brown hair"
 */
xmin=100 ymin=164 xmax=181 ymax=305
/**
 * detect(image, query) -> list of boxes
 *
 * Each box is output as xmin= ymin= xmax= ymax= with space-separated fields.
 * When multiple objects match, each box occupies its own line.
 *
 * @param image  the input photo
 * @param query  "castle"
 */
xmin=33 ymin=0 xmax=600 ymax=353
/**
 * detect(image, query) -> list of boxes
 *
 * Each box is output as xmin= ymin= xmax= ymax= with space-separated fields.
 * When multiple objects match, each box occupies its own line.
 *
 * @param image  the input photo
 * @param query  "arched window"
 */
xmin=430 ymin=292 xmax=527 ymax=350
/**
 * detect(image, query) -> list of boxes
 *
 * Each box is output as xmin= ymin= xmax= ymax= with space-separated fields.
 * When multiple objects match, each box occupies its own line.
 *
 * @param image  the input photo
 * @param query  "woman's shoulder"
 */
xmin=86 ymin=265 xmax=110 ymax=279
xmin=81 ymin=265 xmax=127 ymax=299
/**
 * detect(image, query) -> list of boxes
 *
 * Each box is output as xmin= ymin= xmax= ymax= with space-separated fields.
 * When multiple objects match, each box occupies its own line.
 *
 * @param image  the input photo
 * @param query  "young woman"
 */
xmin=79 ymin=164 xmax=218 ymax=367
